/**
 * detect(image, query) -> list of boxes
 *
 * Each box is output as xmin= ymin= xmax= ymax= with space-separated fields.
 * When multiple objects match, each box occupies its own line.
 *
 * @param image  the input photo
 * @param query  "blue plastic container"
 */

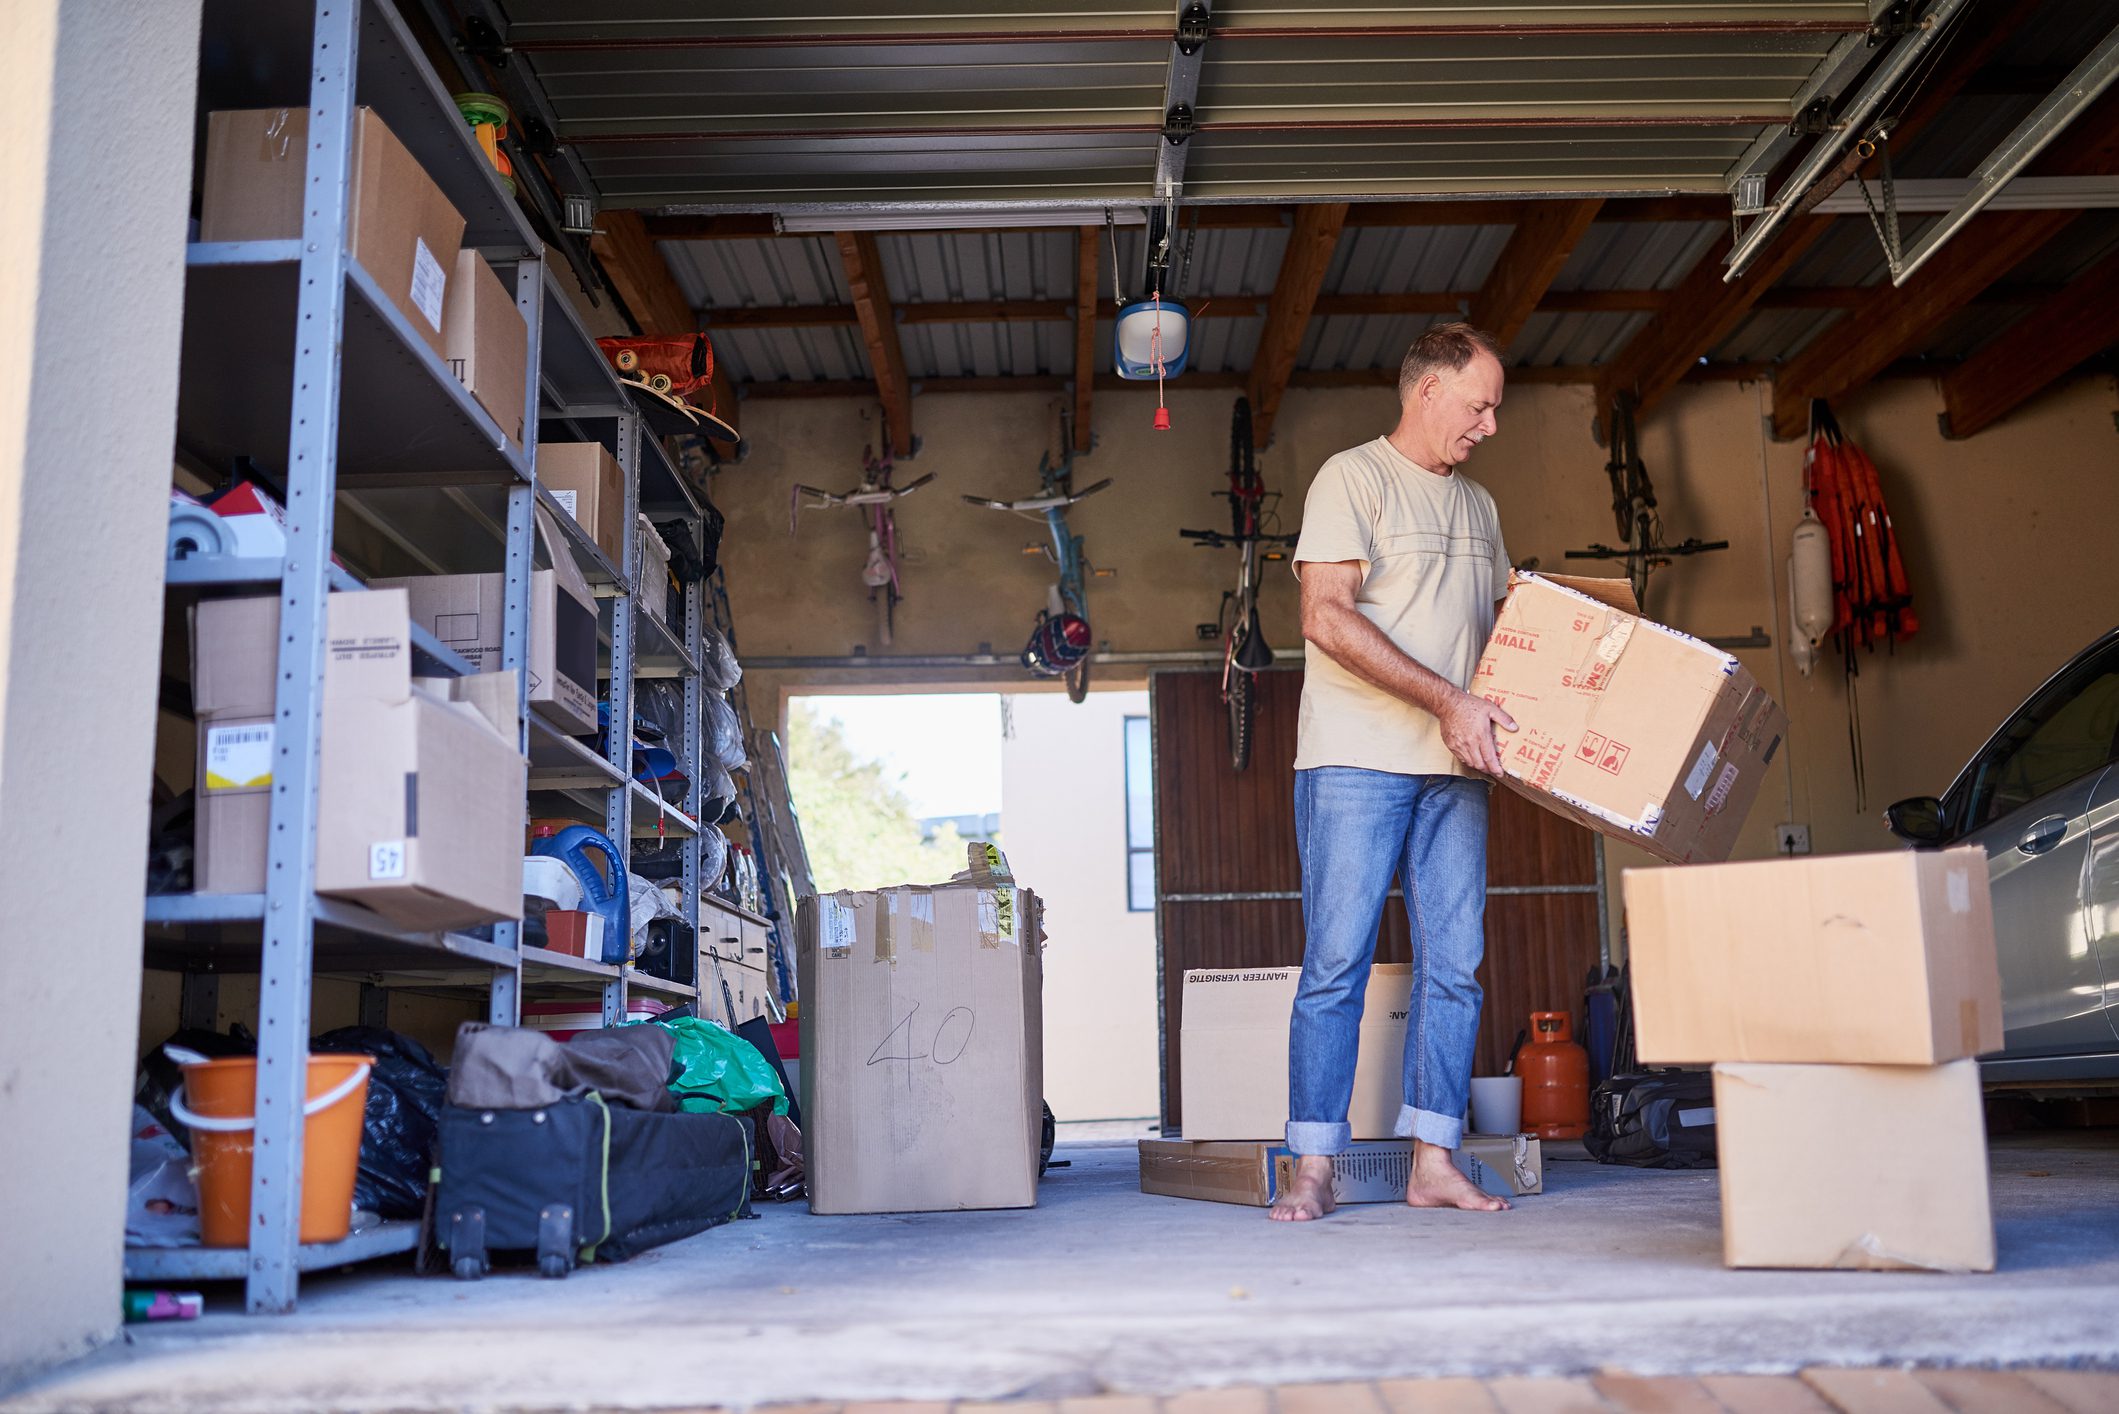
xmin=531 ymin=825 xmax=630 ymax=964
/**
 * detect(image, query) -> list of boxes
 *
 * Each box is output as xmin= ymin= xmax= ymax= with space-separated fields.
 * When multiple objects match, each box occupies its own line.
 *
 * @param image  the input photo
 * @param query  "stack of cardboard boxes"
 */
xmin=1624 ymin=848 xmax=2004 ymax=1270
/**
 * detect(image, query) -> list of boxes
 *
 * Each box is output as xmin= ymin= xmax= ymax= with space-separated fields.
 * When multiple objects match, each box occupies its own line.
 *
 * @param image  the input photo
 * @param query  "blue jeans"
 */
xmin=1287 ymin=767 xmax=1490 ymax=1156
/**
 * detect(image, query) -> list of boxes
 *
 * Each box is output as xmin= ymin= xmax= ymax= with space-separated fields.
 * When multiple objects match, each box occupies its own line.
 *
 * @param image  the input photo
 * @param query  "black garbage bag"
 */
xmin=136 ymin=1026 xmax=256 ymax=1151
xmin=315 ymin=1026 xmax=448 ymax=1218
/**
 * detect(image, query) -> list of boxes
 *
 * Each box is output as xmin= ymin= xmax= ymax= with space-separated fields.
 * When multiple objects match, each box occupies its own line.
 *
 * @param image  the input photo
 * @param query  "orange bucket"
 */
xmin=173 ymin=1053 xmax=372 ymax=1247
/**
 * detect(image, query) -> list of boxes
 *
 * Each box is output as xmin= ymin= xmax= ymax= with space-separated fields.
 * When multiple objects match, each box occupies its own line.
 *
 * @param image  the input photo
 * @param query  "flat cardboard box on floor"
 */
xmin=1138 ymin=1135 xmax=1542 ymax=1206
xmin=191 ymin=590 xmax=526 ymax=928
xmin=1624 ymin=848 xmax=2001 ymax=1065
xmin=538 ymin=442 xmax=627 ymax=569
xmin=442 ymin=249 xmax=528 ymax=447
xmin=1713 ymin=1060 xmax=1994 ymax=1272
xmin=1473 ymin=572 xmax=1787 ymax=865
xmin=798 ymin=846 xmax=1044 ymax=1214
xmin=200 ymin=107 xmax=464 ymax=360
xmin=1181 ymin=964 xmax=1409 ymax=1141
xmin=373 ymin=505 xmax=599 ymax=735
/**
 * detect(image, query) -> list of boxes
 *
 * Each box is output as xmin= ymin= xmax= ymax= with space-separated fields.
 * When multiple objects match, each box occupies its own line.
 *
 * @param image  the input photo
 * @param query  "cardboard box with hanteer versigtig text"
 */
xmin=191 ymin=590 xmax=526 ymax=929
xmin=1713 ymin=1059 xmax=1994 ymax=1272
xmin=1180 ymin=964 xmax=1409 ymax=1141
xmin=798 ymin=845 xmax=1044 ymax=1215
xmin=1473 ymin=572 xmax=1787 ymax=865
xmin=200 ymin=107 xmax=464 ymax=361
xmin=374 ymin=504 xmax=599 ymax=736
xmin=1622 ymin=847 xmax=2001 ymax=1065
xmin=1138 ymin=1135 xmax=1542 ymax=1206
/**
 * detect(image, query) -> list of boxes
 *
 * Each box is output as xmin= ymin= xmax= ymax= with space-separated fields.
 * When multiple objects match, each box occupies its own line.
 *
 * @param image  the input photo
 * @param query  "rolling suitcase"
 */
xmin=434 ymin=1094 xmax=751 ymax=1279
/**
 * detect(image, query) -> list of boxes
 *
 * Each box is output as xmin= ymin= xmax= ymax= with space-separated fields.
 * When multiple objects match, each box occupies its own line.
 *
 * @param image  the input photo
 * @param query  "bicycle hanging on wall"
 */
xmin=1567 ymin=394 xmax=1726 ymax=613
xmin=788 ymin=412 xmax=934 ymax=647
xmin=962 ymin=405 xmax=1112 ymax=704
xmin=1179 ymin=396 xmax=1298 ymax=770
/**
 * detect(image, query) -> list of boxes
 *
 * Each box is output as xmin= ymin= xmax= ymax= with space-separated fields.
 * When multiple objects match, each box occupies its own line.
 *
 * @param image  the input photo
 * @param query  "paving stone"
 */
xmin=2018 ymin=1371 xmax=2119 ymax=1414
xmin=1161 ymin=1389 xmax=1272 ymax=1414
xmin=1486 ymin=1377 xmax=1613 ymax=1413
xmin=1276 ymin=1381 xmax=1388 ymax=1414
xmin=1056 ymin=1396 xmax=1162 ymax=1414
xmin=1914 ymin=1369 xmax=2073 ymax=1414
xmin=1592 ymin=1374 xmax=1724 ymax=1413
xmin=1801 ymin=1369 xmax=1951 ymax=1414
xmin=1377 ymin=1376 xmax=1503 ymax=1413
xmin=1697 ymin=1374 xmax=1837 ymax=1413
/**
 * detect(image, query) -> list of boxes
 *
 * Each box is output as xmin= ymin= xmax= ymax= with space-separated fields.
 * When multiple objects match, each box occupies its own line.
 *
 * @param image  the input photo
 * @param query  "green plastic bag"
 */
xmin=651 ymin=1016 xmax=789 ymax=1116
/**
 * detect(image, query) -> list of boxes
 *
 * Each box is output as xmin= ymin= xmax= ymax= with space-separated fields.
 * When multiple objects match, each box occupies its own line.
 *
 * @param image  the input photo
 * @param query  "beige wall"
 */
xmin=0 ymin=0 xmax=201 ymax=1387
xmin=1001 ymin=690 xmax=1160 ymax=1122
xmin=724 ymin=371 xmax=2118 ymax=884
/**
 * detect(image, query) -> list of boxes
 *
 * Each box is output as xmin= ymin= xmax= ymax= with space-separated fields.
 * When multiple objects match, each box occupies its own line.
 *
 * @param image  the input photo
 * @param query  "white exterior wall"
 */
xmin=1001 ymin=690 xmax=1160 ymax=1121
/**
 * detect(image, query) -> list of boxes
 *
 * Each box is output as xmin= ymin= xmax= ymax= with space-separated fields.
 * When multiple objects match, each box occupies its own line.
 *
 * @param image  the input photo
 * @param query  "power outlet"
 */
xmin=1775 ymin=823 xmax=1812 ymax=856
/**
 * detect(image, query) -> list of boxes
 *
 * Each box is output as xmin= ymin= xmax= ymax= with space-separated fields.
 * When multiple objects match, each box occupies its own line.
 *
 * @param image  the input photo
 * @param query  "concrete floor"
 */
xmin=9 ymin=1132 xmax=2118 ymax=1414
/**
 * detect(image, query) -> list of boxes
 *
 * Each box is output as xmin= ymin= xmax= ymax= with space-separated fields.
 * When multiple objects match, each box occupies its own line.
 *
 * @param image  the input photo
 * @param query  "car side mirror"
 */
xmin=1885 ymin=796 xmax=1948 ymax=845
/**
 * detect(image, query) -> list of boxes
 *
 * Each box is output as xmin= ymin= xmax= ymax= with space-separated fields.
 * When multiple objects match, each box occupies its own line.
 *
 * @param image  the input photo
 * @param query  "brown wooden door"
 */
xmin=1151 ymin=667 xmax=1604 ymax=1132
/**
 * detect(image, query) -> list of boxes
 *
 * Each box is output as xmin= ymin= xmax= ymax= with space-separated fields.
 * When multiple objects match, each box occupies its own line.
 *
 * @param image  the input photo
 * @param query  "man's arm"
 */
xmin=1299 ymin=560 xmax=1517 ymax=775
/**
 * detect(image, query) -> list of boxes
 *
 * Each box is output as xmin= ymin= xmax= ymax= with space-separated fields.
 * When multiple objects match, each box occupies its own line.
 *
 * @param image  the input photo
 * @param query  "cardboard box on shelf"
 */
xmin=1180 ymin=964 xmax=1408 ymax=1142
xmin=373 ymin=504 xmax=599 ymax=735
xmin=1138 ymin=1135 xmax=1542 ymax=1207
xmin=191 ymin=590 xmax=527 ymax=928
xmin=200 ymin=107 xmax=465 ymax=360
xmin=538 ymin=442 xmax=627 ymax=569
xmin=798 ymin=845 xmax=1043 ymax=1214
xmin=1624 ymin=848 xmax=2001 ymax=1066
xmin=1472 ymin=573 xmax=1787 ymax=866
xmin=1713 ymin=1059 xmax=1994 ymax=1272
xmin=442 ymin=249 xmax=528 ymax=446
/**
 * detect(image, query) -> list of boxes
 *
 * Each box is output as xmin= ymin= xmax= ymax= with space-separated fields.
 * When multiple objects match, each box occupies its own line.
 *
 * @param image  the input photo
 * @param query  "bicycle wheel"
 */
xmin=1230 ymin=397 xmax=1256 ymax=534
xmin=874 ymin=585 xmax=895 ymax=647
xmin=1065 ymin=650 xmax=1091 ymax=704
xmin=1226 ymin=666 xmax=1254 ymax=772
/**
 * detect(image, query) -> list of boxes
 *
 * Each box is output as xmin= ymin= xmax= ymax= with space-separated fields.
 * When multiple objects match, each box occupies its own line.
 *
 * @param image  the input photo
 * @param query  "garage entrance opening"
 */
xmin=787 ymin=687 xmax=1161 ymax=1132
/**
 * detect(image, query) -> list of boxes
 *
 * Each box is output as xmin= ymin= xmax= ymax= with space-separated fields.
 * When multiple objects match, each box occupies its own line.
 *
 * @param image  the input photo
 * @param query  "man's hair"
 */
xmin=1397 ymin=321 xmax=1502 ymax=400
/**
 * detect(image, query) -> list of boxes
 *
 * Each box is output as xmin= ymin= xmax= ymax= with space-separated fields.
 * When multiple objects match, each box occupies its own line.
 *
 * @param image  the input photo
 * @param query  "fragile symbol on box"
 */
xmin=1598 ymin=740 xmax=1631 ymax=775
xmin=1577 ymin=730 xmax=1606 ymax=764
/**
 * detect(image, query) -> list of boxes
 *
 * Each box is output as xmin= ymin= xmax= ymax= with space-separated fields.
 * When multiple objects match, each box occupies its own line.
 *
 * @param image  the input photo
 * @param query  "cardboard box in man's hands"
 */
xmin=1472 ymin=572 xmax=1786 ymax=865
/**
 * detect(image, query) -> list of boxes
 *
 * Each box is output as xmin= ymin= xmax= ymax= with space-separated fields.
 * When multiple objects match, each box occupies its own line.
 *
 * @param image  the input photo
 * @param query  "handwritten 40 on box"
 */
xmin=797 ymin=846 xmax=1044 ymax=1215
xmin=1473 ymin=573 xmax=1788 ymax=865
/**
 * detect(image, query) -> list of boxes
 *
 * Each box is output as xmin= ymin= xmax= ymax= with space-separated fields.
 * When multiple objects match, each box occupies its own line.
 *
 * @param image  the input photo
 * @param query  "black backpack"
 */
xmin=1584 ymin=963 xmax=1718 ymax=1169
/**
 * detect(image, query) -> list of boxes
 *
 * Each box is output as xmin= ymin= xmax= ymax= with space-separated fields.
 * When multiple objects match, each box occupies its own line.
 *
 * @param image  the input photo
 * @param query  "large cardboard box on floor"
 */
xmin=1472 ymin=572 xmax=1787 ymax=865
xmin=538 ymin=442 xmax=627 ymax=569
xmin=1180 ymin=964 xmax=1408 ymax=1142
xmin=442 ymin=249 xmax=528 ymax=447
xmin=374 ymin=505 xmax=599 ymax=735
xmin=191 ymin=590 xmax=526 ymax=928
xmin=1624 ymin=848 xmax=2001 ymax=1065
xmin=1713 ymin=1060 xmax=1994 ymax=1272
xmin=798 ymin=845 xmax=1044 ymax=1214
xmin=1139 ymin=1135 xmax=1542 ymax=1207
xmin=200 ymin=107 xmax=464 ymax=360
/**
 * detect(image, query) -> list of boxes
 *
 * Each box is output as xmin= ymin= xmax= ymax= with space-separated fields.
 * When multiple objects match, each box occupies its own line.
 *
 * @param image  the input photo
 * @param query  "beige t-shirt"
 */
xmin=1291 ymin=436 xmax=1511 ymax=776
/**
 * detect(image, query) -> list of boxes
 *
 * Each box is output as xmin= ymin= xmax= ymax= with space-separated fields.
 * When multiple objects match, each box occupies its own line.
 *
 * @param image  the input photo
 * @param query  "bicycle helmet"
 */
xmin=1020 ymin=610 xmax=1092 ymax=678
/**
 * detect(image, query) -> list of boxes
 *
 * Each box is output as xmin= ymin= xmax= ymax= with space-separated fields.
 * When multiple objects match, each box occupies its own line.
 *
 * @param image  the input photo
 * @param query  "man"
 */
xmin=1270 ymin=322 xmax=1517 ymax=1222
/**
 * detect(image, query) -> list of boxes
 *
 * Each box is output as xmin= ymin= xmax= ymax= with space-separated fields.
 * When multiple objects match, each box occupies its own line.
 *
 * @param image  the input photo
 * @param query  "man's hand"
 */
xmin=1439 ymin=690 xmax=1517 ymax=776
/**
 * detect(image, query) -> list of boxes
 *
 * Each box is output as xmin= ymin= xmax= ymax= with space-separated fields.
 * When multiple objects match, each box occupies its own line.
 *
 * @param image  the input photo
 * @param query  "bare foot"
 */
xmin=1269 ymin=1155 xmax=1337 ymax=1221
xmin=1404 ymin=1139 xmax=1511 ymax=1212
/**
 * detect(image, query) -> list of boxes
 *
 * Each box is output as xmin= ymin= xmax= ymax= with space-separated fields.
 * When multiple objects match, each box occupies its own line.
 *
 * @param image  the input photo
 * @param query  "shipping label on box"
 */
xmin=1624 ymin=847 xmax=2002 ymax=1065
xmin=1473 ymin=572 xmax=1786 ymax=865
xmin=203 ymin=723 xmax=273 ymax=792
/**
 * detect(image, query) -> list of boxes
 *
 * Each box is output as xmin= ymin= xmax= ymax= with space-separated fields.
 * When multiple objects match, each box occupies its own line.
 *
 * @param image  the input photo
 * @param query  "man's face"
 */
xmin=1413 ymin=351 xmax=1505 ymax=469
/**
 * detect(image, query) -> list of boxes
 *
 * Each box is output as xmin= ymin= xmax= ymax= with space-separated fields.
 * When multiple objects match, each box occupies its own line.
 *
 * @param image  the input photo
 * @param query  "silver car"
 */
xmin=1886 ymin=627 xmax=2119 ymax=1079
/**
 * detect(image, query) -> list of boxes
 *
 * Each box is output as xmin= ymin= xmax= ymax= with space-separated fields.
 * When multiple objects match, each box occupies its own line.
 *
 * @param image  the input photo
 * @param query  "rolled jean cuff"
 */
xmin=1284 ymin=1120 xmax=1351 ymax=1156
xmin=1395 ymin=1104 xmax=1462 ymax=1150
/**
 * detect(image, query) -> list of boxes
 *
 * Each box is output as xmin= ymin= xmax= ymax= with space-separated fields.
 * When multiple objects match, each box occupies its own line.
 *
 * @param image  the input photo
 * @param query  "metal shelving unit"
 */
xmin=136 ymin=0 xmax=721 ymax=1312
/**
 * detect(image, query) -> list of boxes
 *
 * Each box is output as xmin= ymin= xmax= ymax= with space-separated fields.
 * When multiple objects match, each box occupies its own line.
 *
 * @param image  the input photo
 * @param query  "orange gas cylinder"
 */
xmin=1519 ymin=1010 xmax=1589 ymax=1140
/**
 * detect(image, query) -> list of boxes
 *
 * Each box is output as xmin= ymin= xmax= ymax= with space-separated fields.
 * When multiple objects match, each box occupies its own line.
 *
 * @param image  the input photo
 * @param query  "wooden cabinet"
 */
xmin=699 ymin=896 xmax=776 ymax=1027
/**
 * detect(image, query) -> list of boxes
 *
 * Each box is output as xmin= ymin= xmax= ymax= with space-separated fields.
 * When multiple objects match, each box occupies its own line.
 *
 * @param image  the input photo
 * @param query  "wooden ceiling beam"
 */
xmin=1590 ymin=0 xmax=2039 ymax=432
xmin=1940 ymin=246 xmax=2119 ymax=439
xmin=738 ymin=362 xmax=1804 ymax=399
xmin=1248 ymin=202 xmax=1349 ymax=445
xmin=591 ymin=209 xmax=739 ymax=436
xmin=1466 ymin=198 xmax=1605 ymax=346
xmin=833 ymin=230 xmax=914 ymax=456
xmin=1074 ymin=226 xmax=1098 ymax=454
